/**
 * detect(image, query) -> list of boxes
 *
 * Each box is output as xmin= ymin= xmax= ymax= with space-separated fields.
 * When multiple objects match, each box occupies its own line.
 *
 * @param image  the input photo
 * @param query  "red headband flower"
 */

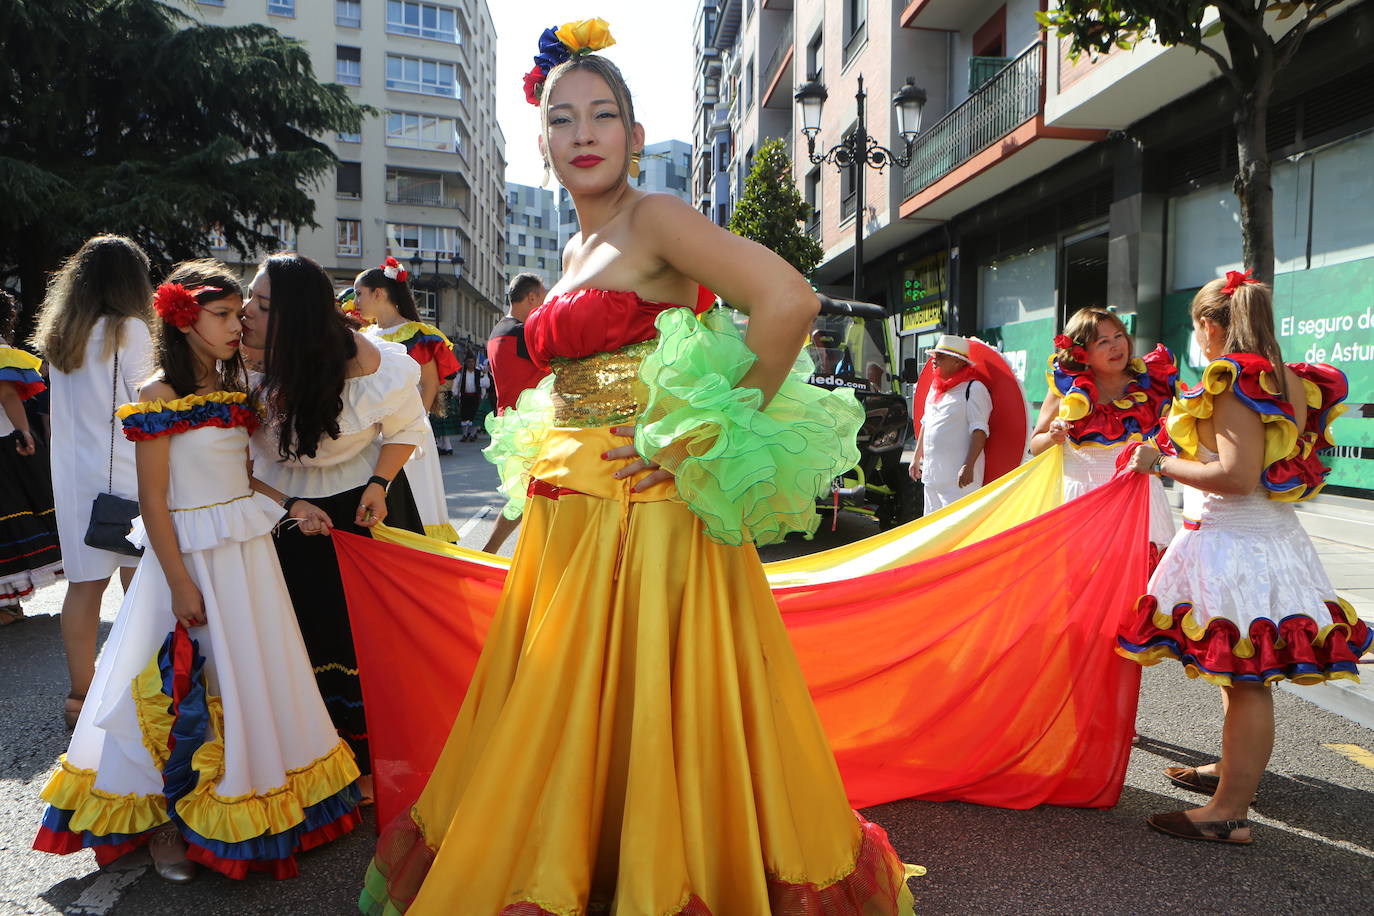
xmin=381 ymin=256 xmax=409 ymax=283
xmin=154 ymin=283 xmax=222 ymax=329
xmin=1220 ymin=269 xmax=1259 ymax=297
xmin=1054 ymin=334 xmax=1088 ymax=363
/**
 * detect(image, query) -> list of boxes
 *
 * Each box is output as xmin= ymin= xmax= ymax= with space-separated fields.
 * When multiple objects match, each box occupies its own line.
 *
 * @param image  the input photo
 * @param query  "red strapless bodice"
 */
xmin=525 ymin=286 xmax=715 ymax=369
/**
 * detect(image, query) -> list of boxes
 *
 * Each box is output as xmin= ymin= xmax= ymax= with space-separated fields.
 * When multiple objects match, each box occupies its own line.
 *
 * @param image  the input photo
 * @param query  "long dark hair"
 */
xmin=355 ymin=267 xmax=420 ymax=322
xmin=259 ymin=253 xmax=357 ymax=460
xmin=156 ymin=260 xmax=246 ymax=398
xmin=0 ymin=288 xmax=19 ymax=342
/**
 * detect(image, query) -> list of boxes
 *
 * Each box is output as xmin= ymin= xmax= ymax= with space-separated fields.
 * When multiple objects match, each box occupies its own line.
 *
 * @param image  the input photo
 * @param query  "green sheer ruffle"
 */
xmin=482 ymin=375 xmax=555 ymax=520
xmin=634 ymin=308 xmax=863 ymax=546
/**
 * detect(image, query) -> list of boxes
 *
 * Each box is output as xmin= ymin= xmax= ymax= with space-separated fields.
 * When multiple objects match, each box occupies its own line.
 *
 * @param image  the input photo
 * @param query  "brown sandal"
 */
xmin=0 ymin=605 xmax=23 ymax=626
xmin=1146 ymin=810 xmax=1252 ymax=845
xmin=1164 ymin=765 xmax=1220 ymax=796
xmin=63 ymin=693 xmax=85 ymax=731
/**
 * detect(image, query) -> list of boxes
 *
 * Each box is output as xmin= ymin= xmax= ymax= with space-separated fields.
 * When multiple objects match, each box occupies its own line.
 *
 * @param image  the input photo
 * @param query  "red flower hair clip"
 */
xmin=1054 ymin=334 xmax=1088 ymax=363
xmin=1220 ymin=269 xmax=1259 ymax=297
xmin=381 ymin=256 xmax=409 ymax=283
xmin=154 ymin=283 xmax=222 ymax=329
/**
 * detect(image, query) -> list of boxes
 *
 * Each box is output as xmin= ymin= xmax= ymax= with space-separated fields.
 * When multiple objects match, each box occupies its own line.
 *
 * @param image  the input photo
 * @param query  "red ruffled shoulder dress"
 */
xmin=1116 ymin=354 xmax=1370 ymax=684
xmin=360 ymin=289 xmax=923 ymax=914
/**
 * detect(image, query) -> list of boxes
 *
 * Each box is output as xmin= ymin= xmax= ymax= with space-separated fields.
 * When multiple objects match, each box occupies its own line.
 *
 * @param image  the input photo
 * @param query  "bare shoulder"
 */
xmin=137 ymin=378 xmax=177 ymax=403
xmin=631 ymin=191 xmax=704 ymax=228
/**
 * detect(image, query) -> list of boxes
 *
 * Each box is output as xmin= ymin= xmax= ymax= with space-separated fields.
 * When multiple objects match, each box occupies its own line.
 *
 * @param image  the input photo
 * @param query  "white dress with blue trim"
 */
xmin=33 ymin=392 xmax=361 ymax=879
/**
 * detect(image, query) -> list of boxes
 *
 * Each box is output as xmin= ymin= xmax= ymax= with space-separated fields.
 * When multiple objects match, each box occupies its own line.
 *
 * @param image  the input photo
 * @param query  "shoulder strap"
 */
xmin=107 ymin=350 xmax=118 ymax=493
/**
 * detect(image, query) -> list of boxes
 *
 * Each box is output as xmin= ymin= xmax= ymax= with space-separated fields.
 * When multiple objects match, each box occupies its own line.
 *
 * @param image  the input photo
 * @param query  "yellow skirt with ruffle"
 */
xmin=362 ymin=426 xmax=918 ymax=915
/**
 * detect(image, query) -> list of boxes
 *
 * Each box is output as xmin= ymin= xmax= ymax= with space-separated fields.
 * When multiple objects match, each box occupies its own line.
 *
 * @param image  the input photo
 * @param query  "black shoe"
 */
xmin=438 ymin=448 xmax=453 ymax=456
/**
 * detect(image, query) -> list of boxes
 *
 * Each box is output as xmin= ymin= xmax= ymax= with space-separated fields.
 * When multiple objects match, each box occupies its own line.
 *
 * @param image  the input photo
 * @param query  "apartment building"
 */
xmin=693 ymin=0 xmax=1374 ymax=497
xmin=556 ymin=139 xmax=695 ymax=252
xmin=190 ymin=0 xmax=506 ymax=353
xmin=504 ymin=182 xmax=560 ymax=290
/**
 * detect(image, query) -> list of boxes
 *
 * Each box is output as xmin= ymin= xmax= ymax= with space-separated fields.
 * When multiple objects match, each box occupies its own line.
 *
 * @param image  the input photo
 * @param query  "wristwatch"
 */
xmin=367 ymin=474 xmax=391 ymax=491
xmin=1151 ymin=454 xmax=1167 ymax=476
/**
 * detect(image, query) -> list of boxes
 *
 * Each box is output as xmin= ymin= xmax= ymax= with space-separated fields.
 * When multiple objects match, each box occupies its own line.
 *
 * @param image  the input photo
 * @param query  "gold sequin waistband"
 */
xmin=549 ymin=339 xmax=656 ymax=428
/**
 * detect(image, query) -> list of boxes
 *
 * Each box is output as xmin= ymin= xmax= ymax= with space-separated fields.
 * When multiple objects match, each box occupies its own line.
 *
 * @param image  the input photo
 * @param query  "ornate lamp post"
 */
xmin=795 ymin=75 xmax=926 ymax=300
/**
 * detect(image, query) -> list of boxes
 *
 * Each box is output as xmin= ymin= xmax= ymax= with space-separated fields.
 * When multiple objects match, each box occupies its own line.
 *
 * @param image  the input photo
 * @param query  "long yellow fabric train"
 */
xmin=335 ymin=444 xmax=1150 ymax=836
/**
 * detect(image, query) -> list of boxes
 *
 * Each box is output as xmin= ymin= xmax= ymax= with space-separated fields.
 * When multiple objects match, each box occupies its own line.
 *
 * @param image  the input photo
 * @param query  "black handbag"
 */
xmin=83 ymin=350 xmax=143 ymax=557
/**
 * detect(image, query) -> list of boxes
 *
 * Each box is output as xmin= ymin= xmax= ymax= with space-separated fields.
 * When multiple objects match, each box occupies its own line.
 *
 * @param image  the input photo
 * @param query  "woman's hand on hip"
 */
xmin=605 ymin=425 xmax=673 ymax=492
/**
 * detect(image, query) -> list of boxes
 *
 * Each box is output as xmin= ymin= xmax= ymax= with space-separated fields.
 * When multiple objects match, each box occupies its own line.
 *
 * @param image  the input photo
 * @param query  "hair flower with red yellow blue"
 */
xmin=523 ymin=18 xmax=616 ymax=106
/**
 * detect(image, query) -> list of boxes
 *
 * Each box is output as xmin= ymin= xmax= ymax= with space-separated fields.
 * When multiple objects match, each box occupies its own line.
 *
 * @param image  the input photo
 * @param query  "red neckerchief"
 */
xmin=929 ymin=360 xmax=986 ymax=398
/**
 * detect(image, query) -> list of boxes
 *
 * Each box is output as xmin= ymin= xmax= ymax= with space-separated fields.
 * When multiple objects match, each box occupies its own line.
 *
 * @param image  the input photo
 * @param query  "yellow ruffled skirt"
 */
xmin=362 ymin=426 xmax=917 ymax=914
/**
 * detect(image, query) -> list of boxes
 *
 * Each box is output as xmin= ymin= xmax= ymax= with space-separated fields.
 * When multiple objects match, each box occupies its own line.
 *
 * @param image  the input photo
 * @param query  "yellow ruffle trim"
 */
xmin=1153 ymin=596 xmax=1360 ymax=648
xmin=0 ymin=346 xmax=42 ymax=372
xmin=39 ymin=755 xmax=169 ymax=837
xmin=380 ymin=321 xmax=451 ymax=347
xmin=424 ymin=521 xmax=458 ymax=542
xmin=1167 ymin=359 xmax=1301 ymax=470
xmin=129 ymin=647 xmax=360 ymax=843
xmin=116 ymin=390 xmax=250 ymax=419
xmin=1116 ymin=644 xmax=1361 ymax=688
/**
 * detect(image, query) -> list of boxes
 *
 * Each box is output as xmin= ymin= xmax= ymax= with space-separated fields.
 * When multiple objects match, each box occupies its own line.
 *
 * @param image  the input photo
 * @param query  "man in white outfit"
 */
xmin=911 ymin=335 xmax=992 ymax=513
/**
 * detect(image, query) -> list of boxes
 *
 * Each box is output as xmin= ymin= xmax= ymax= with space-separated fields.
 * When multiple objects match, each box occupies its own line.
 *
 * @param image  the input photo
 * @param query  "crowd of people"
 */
xmin=1 ymin=14 xmax=1365 ymax=915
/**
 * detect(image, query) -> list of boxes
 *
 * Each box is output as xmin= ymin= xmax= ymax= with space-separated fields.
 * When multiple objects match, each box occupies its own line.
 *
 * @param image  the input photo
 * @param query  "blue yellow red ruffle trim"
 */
xmin=1117 ymin=594 xmax=1371 ymax=687
xmin=1049 ymin=344 xmax=1177 ymax=448
xmin=0 ymin=346 xmax=46 ymax=400
xmin=34 ymin=627 xmax=360 ymax=879
xmin=381 ymin=322 xmax=459 ymax=381
xmin=117 ymin=390 xmax=259 ymax=440
xmin=1167 ymin=355 xmax=1347 ymax=502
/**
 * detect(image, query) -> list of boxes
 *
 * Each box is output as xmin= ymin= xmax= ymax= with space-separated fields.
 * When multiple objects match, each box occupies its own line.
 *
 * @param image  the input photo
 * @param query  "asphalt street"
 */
xmin=3 ymin=440 xmax=1372 ymax=915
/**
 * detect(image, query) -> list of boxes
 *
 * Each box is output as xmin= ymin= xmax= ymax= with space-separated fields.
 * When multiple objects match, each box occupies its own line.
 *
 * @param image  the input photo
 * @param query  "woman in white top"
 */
xmin=31 ymin=235 xmax=155 ymax=729
xmin=240 ymin=252 xmax=429 ymax=803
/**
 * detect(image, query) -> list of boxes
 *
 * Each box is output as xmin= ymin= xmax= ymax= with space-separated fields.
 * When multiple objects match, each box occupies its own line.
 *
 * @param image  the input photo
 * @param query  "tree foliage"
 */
xmin=1039 ymin=1 xmax=1340 ymax=284
xmin=0 ymin=0 xmax=369 ymax=311
xmin=727 ymin=138 xmax=823 ymax=278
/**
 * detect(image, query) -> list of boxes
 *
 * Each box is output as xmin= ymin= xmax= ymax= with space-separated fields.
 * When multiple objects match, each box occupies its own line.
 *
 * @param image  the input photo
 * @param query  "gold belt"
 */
xmin=549 ymin=339 xmax=655 ymax=428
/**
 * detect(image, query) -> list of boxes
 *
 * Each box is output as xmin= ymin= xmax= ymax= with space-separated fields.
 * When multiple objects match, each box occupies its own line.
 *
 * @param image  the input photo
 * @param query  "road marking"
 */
xmin=66 ymin=863 xmax=147 ymax=915
xmin=1323 ymin=743 xmax=1374 ymax=772
xmin=456 ymin=505 xmax=493 ymax=540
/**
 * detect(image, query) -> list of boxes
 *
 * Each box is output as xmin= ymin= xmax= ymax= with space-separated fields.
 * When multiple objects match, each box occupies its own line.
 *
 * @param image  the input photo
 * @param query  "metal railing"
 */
xmin=969 ymin=56 xmax=1014 ymax=92
xmin=902 ymin=41 xmax=1043 ymax=199
xmin=841 ymin=190 xmax=857 ymax=222
xmin=761 ymin=18 xmax=794 ymax=98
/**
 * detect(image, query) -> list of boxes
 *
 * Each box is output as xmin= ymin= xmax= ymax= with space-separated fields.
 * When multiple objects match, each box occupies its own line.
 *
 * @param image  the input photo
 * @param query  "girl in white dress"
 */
xmin=1030 ymin=307 xmax=1177 ymax=560
xmin=1121 ymin=272 xmax=1367 ymax=844
xmin=31 ymin=235 xmax=155 ymax=728
xmin=354 ymin=258 xmax=459 ymax=541
xmin=34 ymin=260 xmax=361 ymax=882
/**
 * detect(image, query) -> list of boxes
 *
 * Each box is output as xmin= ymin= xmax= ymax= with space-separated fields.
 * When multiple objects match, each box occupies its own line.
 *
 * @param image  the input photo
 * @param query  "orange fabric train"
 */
xmin=336 ymin=470 xmax=1151 ymax=828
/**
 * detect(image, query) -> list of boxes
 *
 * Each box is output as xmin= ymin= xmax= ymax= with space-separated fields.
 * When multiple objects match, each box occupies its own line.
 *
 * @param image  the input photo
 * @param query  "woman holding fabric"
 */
xmin=360 ymin=19 xmax=920 ymax=915
xmin=1121 ymin=271 xmax=1368 ymax=844
xmin=1030 ymin=306 xmax=1177 ymax=559
xmin=240 ymin=252 xmax=429 ymax=805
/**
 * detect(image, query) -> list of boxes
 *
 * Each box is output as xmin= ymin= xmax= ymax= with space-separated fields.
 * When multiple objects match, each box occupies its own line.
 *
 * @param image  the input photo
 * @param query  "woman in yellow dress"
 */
xmin=360 ymin=20 xmax=920 ymax=915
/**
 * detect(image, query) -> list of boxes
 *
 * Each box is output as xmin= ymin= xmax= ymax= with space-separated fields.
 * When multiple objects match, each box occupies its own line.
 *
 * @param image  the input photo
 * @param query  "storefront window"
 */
xmin=978 ymin=246 xmax=1055 ymax=327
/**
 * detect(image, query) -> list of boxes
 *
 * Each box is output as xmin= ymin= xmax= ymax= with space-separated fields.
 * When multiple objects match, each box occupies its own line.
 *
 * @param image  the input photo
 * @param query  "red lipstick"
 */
xmin=571 ymin=155 xmax=604 ymax=168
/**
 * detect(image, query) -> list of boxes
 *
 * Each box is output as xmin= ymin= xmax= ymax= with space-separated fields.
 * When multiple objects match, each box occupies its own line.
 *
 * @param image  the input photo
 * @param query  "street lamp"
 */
xmin=408 ymin=249 xmax=466 ymax=290
xmin=796 ymin=74 xmax=927 ymax=300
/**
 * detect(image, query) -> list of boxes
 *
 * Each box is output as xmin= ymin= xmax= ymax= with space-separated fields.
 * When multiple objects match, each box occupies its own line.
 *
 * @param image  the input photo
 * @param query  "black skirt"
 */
xmin=271 ymin=471 xmax=423 ymax=775
xmin=0 ymin=431 xmax=61 ymax=601
xmin=458 ymin=393 xmax=481 ymax=422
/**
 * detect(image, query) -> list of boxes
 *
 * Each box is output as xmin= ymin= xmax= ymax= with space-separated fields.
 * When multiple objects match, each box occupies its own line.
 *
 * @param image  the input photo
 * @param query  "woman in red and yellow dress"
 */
xmin=1120 ymin=271 xmax=1368 ymax=844
xmin=360 ymin=19 xmax=921 ymax=915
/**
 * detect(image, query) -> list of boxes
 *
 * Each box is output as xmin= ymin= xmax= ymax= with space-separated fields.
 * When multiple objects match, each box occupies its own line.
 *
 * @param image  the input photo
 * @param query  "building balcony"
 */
xmin=899 ymin=41 xmax=1107 ymax=222
xmin=760 ymin=17 xmax=794 ymax=110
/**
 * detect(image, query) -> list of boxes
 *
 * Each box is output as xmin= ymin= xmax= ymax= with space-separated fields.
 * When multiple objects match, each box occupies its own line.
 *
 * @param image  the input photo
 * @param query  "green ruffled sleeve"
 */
xmin=482 ymin=375 xmax=555 ymax=520
xmin=634 ymin=307 xmax=864 ymax=546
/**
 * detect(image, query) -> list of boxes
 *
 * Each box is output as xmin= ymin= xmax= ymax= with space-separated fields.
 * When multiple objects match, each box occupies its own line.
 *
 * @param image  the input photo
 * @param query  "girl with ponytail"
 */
xmin=1120 ymin=271 xmax=1366 ymax=845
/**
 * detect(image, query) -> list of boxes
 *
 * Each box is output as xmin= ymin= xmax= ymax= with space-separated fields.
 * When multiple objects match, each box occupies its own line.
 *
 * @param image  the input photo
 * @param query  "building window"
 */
xmin=207 ymin=224 xmax=228 ymax=250
xmin=268 ymin=220 xmax=296 ymax=251
xmin=507 ymin=190 xmax=519 ymax=209
xmin=413 ymin=288 xmax=438 ymax=322
xmin=744 ymin=57 xmax=754 ymax=109
xmin=336 ymin=161 xmax=362 ymax=199
xmin=386 ymin=222 xmax=455 ymax=259
xmin=842 ymin=0 xmax=867 ymax=63
xmin=385 ymin=111 xmax=460 ymax=152
xmin=519 ymin=255 xmax=528 ymax=266
xmin=337 ymin=129 xmax=362 ymax=143
xmin=805 ymin=167 xmax=821 ymax=230
xmin=386 ymin=167 xmax=457 ymax=207
xmin=336 ymin=46 xmax=362 ymax=86
xmin=336 ymin=219 xmax=362 ymax=257
xmin=267 ymin=0 xmax=295 ymax=17
xmin=386 ymin=54 xmax=459 ymax=98
xmin=518 ymin=234 xmax=527 ymax=246
xmin=807 ymin=29 xmax=824 ymax=82
xmin=386 ymin=1 xmax=462 ymax=43
xmin=336 ymin=0 xmax=361 ymax=28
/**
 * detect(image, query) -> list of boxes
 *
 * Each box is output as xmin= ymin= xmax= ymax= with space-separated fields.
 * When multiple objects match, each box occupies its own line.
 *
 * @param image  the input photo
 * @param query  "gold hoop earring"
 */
xmin=541 ymin=160 xmax=552 ymax=188
xmin=628 ymin=151 xmax=641 ymax=180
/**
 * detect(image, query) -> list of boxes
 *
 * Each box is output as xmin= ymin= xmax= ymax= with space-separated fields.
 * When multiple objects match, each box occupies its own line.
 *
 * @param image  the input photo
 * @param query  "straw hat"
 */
xmin=928 ymin=334 xmax=974 ymax=364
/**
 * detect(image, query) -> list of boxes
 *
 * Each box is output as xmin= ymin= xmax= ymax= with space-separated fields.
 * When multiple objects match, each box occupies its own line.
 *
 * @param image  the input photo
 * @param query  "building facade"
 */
xmin=504 ymin=182 xmax=559 ymax=290
xmin=691 ymin=0 xmax=1374 ymax=498
xmin=190 ymin=0 xmax=506 ymax=354
xmin=556 ymin=139 xmax=695 ymax=252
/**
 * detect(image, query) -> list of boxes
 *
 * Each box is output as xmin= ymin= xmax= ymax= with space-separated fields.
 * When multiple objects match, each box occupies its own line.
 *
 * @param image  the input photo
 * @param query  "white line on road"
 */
xmin=66 ymin=863 xmax=147 ymax=915
xmin=456 ymin=505 xmax=494 ymax=540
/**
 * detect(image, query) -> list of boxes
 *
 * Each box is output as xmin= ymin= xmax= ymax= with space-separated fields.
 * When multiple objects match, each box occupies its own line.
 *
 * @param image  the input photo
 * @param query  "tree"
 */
xmin=0 ymin=0 xmax=368 ymax=314
xmin=1039 ymin=1 xmax=1341 ymax=285
xmin=728 ymin=138 xmax=823 ymax=277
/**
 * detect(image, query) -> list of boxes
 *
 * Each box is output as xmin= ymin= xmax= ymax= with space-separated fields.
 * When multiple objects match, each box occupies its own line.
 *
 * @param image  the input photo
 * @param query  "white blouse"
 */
xmin=251 ymin=338 xmax=429 ymax=498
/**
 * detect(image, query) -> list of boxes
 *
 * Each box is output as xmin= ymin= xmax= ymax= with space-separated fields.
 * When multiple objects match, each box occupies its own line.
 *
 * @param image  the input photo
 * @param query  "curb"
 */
xmin=1278 ymin=666 xmax=1374 ymax=731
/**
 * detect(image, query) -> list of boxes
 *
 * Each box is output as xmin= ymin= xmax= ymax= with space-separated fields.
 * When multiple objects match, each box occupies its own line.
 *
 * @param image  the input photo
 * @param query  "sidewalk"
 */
xmin=1285 ymin=534 xmax=1374 ymax=728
